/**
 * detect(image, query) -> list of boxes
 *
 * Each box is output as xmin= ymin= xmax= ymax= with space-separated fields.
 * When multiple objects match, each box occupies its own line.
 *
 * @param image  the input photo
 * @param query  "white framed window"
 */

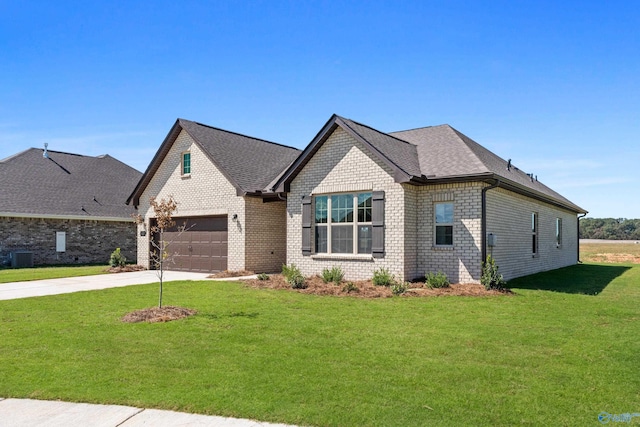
xmin=56 ymin=231 xmax=66 ymax=252
xmin=532 ymin=212 xmax=539 ymax=256
xmin=556 ymin=218 xmax=563 ymax=247
xmin=434 ymin=202 xmax=454 ymax=246
xmin=314 ymin=193 xmax=372 ymax=254
xmin=181 ymin=151 xmax=191 ymax=175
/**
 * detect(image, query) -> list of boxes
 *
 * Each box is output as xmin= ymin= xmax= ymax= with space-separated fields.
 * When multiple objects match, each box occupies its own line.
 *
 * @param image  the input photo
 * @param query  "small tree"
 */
xmin=135 ymin=196 xmax=179 ymax=308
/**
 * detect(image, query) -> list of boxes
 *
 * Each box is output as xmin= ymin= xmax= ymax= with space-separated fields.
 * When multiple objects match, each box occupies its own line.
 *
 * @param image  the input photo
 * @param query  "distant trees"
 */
xmin=580 ymin=218 xmax=640 ymax=240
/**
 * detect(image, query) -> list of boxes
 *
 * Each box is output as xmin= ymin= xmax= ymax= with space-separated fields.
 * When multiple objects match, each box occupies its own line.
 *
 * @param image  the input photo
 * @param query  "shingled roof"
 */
xmin=128 ymin=119 xmax=301 ymax=206
xmin=0 ymin=148 xmax=141 ymax=220
xmin=274 ymin=115 xmax=586 ymax=214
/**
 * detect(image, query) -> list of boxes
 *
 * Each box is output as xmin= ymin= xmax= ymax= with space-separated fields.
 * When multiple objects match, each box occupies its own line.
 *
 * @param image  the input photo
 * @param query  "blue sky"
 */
xmin=1 ymin=1 xmax=638 ymax=218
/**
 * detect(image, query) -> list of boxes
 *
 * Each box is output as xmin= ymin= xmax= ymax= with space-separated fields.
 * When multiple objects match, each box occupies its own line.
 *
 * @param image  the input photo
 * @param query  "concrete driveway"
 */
xmin=0 ymin=270 xmax=212 ymax=301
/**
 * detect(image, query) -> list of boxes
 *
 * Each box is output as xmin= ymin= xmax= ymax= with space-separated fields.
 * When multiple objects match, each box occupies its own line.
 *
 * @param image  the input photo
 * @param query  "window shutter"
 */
xmin=372 ymin=191 xmax=385 ymax=258
xmin=301 ymin=195 xmax=312 ymax=255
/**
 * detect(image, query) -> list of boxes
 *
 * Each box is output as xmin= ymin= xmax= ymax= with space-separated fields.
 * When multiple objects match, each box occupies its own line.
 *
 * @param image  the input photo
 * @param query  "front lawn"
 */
xmin=0 ymin=263 xmax=638 ymax=426
xmin=0 ymin=265 xmax=108 ymax=284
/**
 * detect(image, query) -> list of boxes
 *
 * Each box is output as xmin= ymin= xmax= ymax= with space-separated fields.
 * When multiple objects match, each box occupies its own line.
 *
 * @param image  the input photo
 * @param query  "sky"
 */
xmin=1 ymin=1 xmax=638 ymax=218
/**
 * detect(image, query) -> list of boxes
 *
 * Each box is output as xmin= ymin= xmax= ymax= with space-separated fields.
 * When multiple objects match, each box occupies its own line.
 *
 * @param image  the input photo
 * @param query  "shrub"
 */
xmin=257 ymin=273 xmax=269 ymax=281
xmin=391 ymin=282 xmax=409 ymax=295
xmin=481 ymin=255 xmax=506 ymax=290
xmin=372 ymin=268 xmax=395 ymax=287
xmin=109 ymin=248 xmax=127 ymax=267
xmin=425 ymin=271 xmax=450 ymax=289
xmin=321 ymin=265 xmax=344 ymax=285
xmin=342 ymin=282 xmax=359 ymax=293
xmin=282 ymin=263 xmax=307 ymax=289
xmin=290 ymin=274 xmax=307 ymax=289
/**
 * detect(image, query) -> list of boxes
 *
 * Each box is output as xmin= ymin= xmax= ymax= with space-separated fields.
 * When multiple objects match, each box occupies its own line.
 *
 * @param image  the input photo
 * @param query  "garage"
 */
xmin=152 ymin=216 xmax=228 ymax=273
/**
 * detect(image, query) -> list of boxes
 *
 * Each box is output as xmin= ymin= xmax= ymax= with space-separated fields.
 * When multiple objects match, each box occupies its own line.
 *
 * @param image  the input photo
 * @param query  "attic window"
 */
xmin=181 ymin=152 xmax=191 ymax=175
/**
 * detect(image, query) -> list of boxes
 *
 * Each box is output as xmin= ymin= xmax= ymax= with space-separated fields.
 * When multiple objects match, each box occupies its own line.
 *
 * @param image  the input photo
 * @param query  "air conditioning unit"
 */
xmin=11 ymin=251 xmax=34 ymax=268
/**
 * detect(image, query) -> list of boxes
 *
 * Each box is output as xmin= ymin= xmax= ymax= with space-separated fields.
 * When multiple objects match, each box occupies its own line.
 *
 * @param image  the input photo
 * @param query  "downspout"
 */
xmin=577 ymin=213 xmax=587 ymax=263
xmin=481 ymin=179 xmax=501 ymax=263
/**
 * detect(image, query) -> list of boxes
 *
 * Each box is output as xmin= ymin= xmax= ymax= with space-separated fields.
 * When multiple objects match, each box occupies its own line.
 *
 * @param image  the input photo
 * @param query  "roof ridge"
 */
xmin=390 ymin=123 xmax=450 ymax=134
xmin=337 ymin=116 xmax=421 ymax=148
xmin=178 ymin=118 xmax=300 ymax=152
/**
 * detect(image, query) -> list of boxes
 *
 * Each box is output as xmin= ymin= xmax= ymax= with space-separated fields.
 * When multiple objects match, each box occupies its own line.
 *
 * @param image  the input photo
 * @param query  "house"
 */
xmin=129 ymin=115 xmax=586 ymax=282
xmin=126 ymin=119 xmax=302 ymax=273
xmin=0 ymin=147 xmax=142 ymax=266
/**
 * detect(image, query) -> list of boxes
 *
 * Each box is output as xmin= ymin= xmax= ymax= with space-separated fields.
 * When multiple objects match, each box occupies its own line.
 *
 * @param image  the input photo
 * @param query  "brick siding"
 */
xmin=0 ymin=217 xmax=136 ymax=266
xmin=486 ymin=187 xmax=578 ymax=280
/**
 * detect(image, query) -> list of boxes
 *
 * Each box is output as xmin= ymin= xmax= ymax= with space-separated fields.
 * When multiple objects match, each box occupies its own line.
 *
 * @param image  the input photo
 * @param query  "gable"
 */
xmin=291 ymin=126 xmax=396 ymax=194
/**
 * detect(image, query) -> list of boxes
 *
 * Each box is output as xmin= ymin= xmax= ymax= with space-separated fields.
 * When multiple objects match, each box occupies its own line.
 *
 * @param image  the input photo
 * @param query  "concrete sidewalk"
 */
xmin=0 ymin=398 xmax=297 ymax=427
xmin=0 ymin=270 xmax=213 ymax=301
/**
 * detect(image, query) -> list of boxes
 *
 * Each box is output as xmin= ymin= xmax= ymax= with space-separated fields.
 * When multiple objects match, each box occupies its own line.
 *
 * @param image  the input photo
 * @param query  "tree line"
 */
xmin=580 ymin=218 xmax=640 ymax=240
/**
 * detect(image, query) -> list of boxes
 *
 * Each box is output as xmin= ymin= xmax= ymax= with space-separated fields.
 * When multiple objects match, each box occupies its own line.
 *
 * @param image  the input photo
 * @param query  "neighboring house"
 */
xmin=0 ymin=147 xmax=141 ymax=266
xmin=129 ymin=115 xmax=587 ymax=282
xmin=126 ymin=119 xmax=302 ymax=273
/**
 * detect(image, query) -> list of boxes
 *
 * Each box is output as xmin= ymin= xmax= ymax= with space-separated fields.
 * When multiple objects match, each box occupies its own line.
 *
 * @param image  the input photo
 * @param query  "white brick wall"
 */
xmin=486 ymin=187 xmax=578 ymax=280
xmin=244 ymin=197 xmax=287 ymax=273
xmin=136 ymin=130 xmax=246 ymax=271
xmin=287 ymin=127 xmax=408 ymax=280
xmin=414 ymin=183 xmax=484 ymax=283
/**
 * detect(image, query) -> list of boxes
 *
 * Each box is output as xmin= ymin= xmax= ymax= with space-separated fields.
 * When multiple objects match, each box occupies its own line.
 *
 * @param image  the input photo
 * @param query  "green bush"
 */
xmin=372 ymin=268 xmax=395 ymax=287
xmin=257 ymin=273 xmax=269 ymax=281
xmin=342 ymin=282 xmax=359 ymax=293
xmin=321 ymin=265 xmax=344 ymax=284
xmin=425 ymin=271 xmax=450 ymax=289
xmin=109 ymin=248 xmax=127 ymax=267
xmin=481 ymin=255 xmax=506 ymax=290
xmin=391 ymin=282 xmax=409 ymax=295
xmin=282 ymin=263 xmax=307 ymax=289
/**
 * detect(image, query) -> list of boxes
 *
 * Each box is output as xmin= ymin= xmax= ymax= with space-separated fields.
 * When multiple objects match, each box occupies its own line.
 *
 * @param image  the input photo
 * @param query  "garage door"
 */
xmin=152 ymin=216 xmax=228 ymax=273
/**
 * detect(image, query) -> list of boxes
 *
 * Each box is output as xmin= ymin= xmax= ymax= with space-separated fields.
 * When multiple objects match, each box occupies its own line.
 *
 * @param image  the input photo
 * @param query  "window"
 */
xmin=182 ymin=152 xmax=191 ymax=175
xmin=556 ymin=218 xmax=562 ymax=247
xmin=435 ymin=203 xmax=454 ymax=246
xmin=314 ymin=192 xmax=372 ymax=254
xmin=532 ymin=212 xmax=539 ymax=256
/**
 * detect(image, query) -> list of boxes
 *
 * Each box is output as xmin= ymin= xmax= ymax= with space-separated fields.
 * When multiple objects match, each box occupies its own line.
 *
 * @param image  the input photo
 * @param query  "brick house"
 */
xmin=0 ymin=147 xmax=141 ymax=266
xmin=130 ymin=115 xmax=586 ymax=282
xmin=127 ymin=119 xmax=301 ymax=273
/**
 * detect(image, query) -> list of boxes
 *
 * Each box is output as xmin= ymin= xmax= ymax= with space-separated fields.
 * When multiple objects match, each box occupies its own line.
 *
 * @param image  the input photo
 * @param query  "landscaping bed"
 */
xmin=242 ymin=274 xmax=511 ymax=297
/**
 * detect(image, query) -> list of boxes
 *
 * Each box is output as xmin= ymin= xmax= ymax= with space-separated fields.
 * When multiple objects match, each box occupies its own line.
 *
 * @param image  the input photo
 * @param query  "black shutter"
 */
xmin=301 ymin=195 xmax=312 ymax=255
xmin=372 ymin=191 xmax=385 ymax=258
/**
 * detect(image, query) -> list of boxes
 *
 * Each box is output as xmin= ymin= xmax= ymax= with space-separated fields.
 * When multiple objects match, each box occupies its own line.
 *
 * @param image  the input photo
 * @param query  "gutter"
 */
xmin=0 ymin=212 xmax=133 ymax=222
xmin=577 ymin=213 xmax=587 ymax=262
xmin=481 ymin=179 xmax=501 ymax=263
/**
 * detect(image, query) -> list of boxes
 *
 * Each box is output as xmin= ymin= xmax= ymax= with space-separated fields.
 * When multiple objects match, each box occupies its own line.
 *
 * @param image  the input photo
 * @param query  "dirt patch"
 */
xmin=105 ymin=265 xmax=146 ymax=273
xmin=121 ymin=306 xmax=197 ymax=323
xmin=242 ymin=274 xmax=511 ymax=298
xmin=208 ymin=270 xmax=255 ymax=278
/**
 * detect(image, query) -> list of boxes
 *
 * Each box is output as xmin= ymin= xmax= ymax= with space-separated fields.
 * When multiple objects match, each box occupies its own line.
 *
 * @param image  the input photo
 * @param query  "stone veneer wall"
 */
xmin=0 ymin=217 xmax=136 ymax=265
xmin=287 ymin=127 xmax=408 ymax=281
xmin=486 ymin=187 xmax=578 ymax=280
xmin=136 ymin=130 xmax=246 ymax=271
xmin=244 ymin=197 xmax=287 ymax=273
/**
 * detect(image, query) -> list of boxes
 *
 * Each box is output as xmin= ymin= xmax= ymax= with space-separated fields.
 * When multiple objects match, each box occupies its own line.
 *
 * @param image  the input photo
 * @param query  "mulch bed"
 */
xmin=121 ymin=306 xmax=197 ymax=323
xmin=208 ymin=270 xmax=255 ymax=278
xmin=105 ymin=265 xmax=146 ymax=273
xmin=242 ymin=274 xmax=511 ymax=298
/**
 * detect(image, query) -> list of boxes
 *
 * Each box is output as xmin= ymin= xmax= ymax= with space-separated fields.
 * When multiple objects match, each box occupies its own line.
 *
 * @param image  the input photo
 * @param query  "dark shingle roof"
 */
xmin=274 ymin=114 xmax=585 ymax=213
xmin=390 ymin=125 xmax=585 ymax=212
xmin=179 ymin=119 xmax=301 ymax=193
xmin=0 ymin=148 xmax=141 ymax=219
xmin=128 ymin=119 xmax=301 ymax=206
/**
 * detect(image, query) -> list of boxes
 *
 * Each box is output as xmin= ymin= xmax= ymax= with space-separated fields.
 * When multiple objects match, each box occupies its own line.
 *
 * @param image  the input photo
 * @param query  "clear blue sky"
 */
xmin=1 ymin=1 xmax=638 ymax=218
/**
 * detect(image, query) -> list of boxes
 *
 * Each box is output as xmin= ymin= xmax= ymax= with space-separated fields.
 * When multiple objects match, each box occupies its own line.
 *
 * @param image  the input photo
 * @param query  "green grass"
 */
xmin=0 ymin=263 xmax=638 ymax=426
xmin=0 ymin=265 xmax=108 ymax=284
